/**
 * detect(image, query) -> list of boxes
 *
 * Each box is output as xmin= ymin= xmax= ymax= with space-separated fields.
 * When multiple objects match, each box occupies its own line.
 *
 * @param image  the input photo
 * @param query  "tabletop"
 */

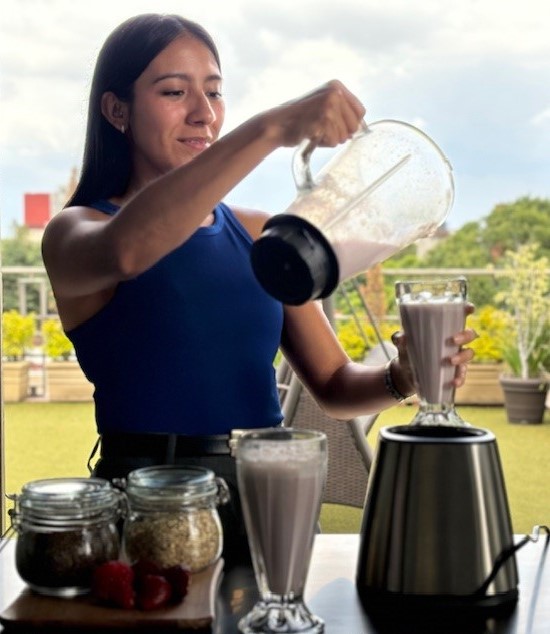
xmin=1 ymin=533 xmax=549 ymax=633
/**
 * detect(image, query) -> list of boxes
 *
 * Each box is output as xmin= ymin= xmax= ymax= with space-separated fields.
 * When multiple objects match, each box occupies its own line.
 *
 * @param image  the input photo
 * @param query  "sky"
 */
xmin=1 ymin=0 xmax=549 ymax=237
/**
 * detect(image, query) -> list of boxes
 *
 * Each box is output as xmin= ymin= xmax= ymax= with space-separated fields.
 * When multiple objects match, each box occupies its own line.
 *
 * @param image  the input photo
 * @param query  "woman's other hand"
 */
xmin=392 ymin=302 xmax=478 ymax=394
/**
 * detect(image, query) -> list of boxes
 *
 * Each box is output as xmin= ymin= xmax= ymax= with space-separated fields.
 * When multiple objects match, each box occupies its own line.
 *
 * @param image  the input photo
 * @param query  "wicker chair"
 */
xmin=276 ymin=358 xmax=377 ymax=509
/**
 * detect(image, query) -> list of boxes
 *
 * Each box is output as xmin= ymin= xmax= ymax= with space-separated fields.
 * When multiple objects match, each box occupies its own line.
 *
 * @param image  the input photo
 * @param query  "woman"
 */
xmin=42 ymin=14 xmax=475 ymax=562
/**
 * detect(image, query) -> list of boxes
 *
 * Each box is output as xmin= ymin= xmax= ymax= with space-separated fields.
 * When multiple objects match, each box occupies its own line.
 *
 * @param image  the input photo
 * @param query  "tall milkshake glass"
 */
xmin=396 ymin=277 xmax=468 ymax=426
xmin=236 ymin=428 xmax=327 ymax=634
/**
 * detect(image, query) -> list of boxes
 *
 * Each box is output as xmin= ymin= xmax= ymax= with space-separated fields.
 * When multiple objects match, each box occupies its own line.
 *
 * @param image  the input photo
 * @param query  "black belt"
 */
xmin=100 ymin=432 xmax=234 ymax=460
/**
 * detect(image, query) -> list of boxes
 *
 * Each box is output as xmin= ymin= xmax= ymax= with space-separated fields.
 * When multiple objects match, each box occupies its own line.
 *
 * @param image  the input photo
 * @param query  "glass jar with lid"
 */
xmin=121 ymin=465 xmax=230 ymax=573
xmin=9 ymin=477 xmax=122 ymax=597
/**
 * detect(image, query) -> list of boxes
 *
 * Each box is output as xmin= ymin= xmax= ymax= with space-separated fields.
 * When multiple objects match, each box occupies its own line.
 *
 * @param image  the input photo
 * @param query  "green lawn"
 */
xmin=3 ymin=402 xmax=550 ymax=535
xmin=3 ymin=402 xmax=98 ymax=530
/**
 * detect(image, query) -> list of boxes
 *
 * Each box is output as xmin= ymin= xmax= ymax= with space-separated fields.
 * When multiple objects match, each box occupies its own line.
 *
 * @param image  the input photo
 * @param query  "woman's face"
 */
xmin=127 ymin=35 xmax=225 ymax=185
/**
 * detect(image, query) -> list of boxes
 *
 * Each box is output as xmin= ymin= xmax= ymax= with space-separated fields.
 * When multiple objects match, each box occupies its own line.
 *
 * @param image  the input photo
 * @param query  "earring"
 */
xmin=120 ymin=124 xmax=125 ymax=134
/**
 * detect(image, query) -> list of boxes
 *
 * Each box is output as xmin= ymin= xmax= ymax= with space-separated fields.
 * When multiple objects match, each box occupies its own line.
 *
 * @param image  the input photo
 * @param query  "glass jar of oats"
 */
xmin=9 ymin=477 xmax=122 ymax=597
xmin=122 ymin=465 xmax=230 ymax=573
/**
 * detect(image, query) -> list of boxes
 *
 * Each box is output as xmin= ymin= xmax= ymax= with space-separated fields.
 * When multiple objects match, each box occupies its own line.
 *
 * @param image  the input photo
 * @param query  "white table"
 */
xmin=2 ymin=534 xmax=549 ymax=633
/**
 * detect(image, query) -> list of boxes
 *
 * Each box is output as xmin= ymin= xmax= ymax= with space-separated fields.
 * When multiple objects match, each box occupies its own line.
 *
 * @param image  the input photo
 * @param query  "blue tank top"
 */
xmin=67 ymin=201 xmax=284 ymax=435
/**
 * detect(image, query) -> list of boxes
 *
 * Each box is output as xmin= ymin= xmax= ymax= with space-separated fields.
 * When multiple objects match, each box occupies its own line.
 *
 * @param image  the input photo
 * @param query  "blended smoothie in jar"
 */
xmin=399 ymin=300 xmax=465 ymax=404
xmin=333 ymin=239 xmax=398 ymax=280
xmin=237 ymin=447 xmax=326 ymax=597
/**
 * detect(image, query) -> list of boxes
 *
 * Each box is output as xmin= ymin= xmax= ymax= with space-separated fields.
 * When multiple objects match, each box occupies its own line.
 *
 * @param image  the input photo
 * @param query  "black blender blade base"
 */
xmin=250 ymin=214 xmax=339 ymax=305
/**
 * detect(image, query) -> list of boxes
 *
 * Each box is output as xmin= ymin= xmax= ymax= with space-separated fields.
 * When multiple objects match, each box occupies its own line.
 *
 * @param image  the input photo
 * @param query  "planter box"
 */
xmin=455 ymin=363 xmax=504 ymax=405
xmin=46 ymin=361 xmax=94 ymax=402
xmin=2 ymin=361 xmax=30 ymax=402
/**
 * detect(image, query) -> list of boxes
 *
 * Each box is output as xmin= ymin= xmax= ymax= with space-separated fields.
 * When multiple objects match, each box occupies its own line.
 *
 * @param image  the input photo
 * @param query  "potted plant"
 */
xmin=496 ymin=243 xmax=550 ymax=423
xmin=1 ymin=310 xmax=35 ymax=401
xmin=455 ymin=305 xmax=508 ymax=405
xmin=42 ymin=318 xmax=94 ymax=401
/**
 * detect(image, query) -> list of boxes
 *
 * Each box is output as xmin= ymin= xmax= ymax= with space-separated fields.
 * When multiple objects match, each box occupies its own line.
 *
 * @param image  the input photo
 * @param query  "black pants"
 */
xmin=90 ymin=446 xmax=251 ymax=568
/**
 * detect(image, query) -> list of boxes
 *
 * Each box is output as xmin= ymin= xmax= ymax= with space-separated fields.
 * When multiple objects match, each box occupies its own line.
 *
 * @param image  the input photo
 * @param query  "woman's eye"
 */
xmin=160 ymin=88 xmax=222 ymax=99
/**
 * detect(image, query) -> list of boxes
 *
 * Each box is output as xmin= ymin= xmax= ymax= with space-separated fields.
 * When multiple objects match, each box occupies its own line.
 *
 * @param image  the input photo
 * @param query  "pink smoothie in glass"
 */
xmin=238 ymin=451 xmax=325 ymax=597
xmin=399 ymin=301 xmax=465 ymax=404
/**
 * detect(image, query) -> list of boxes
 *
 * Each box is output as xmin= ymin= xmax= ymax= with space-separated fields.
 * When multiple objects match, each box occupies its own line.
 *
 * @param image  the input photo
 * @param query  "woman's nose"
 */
xmin=186 ymin=92 xmax=216 ymax=126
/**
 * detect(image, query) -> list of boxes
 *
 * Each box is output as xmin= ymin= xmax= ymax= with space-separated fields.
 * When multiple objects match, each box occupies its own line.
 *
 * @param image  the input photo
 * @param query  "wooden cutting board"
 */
xmin=0 ymin=558 xmax=223 ymax=630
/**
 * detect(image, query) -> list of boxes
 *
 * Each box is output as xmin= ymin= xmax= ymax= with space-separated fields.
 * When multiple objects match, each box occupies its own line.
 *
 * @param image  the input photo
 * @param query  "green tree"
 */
xmin=422 ymin=222 xmax=497 ymax=307
xmin=483 ymin=197 xmax=550 ymax=259
xmin=382 ymin=245 xmax=422 ymax=311
xmin=384 ymin=244 xmax=421 ymax=270
xmin=1 ymin=224 xmax=44 ymax=312
xmin=418 ymin=197 xmax=550 ymax=307
xmin=424 ymin=222 xmax=486 ymax=267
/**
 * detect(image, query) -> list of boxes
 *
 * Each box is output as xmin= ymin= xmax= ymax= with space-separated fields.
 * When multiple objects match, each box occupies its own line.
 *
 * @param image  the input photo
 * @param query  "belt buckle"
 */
xmin=229 ymin=429 xmax=248 ymax=457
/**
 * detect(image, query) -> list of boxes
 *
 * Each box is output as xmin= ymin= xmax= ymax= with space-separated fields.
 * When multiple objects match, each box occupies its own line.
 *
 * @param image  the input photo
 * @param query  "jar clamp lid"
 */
xmin=9 ymin=477 xmax=122 ymax=528
xmin=122 ymin=465 xmax=230 ymax=511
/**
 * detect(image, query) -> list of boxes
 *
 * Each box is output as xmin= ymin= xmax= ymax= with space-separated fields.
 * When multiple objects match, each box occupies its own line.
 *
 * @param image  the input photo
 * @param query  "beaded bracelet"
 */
xmin=384 ymin=358 xmax=407 ymax=402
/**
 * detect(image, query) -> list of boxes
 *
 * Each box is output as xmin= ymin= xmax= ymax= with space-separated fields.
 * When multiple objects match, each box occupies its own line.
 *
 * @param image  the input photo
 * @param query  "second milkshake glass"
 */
xmin=396 ymin=276 xmax=468 ymax=426
xmin=236 ymin=428 xmax=327 ymax=634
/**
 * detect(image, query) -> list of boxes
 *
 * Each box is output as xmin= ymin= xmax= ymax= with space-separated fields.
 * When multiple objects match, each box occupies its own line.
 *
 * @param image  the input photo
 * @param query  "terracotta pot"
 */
xmin=499 ymin=375 xmax=549 ymax=424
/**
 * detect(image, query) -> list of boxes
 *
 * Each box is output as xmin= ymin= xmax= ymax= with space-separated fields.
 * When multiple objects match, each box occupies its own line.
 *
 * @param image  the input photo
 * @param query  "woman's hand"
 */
xmin=391 ymin=302 xmax=478 ymax=395
xmin=450 ymin=301 xmax=477 ymax=388
xmin=264 ymin=79 xmax=366 ymax=148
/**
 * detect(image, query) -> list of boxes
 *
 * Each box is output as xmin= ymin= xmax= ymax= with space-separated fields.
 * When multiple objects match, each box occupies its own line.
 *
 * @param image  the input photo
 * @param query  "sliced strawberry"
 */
xmin=162 ymin=565 xmax=191 ymax=603
xmin=91 ymin=561 xmax=135 ymax=609
xmin=137 ymin=574 xmax=172 ymax=611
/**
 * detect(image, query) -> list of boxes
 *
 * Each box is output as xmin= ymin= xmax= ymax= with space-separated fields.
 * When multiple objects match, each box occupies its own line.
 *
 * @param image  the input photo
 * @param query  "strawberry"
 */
xmin=132 ymin=560 xmax=162 ymax=589
xmin=162 ymin=565 xmax=191 ymax=603
xmin=137 ymin=574 xmax=172 ymax=611
xmin=91 ymin=561 xmax=135 ymax=609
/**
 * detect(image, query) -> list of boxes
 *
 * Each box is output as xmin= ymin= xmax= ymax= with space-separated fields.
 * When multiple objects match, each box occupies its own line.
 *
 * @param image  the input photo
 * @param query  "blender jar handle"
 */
xmin=292 ymin=120 xmax=369 ymax=193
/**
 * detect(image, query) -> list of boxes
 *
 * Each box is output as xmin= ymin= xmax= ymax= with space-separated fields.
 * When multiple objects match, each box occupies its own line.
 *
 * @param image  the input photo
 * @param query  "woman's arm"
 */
xmin=42 ymin=81 xmax=365 ymax=300
xmin=280 ymin=301 xmax=476 ymax=420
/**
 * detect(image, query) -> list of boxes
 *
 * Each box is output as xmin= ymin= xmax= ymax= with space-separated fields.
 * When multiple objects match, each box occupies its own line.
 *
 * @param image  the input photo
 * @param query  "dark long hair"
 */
xmin=66 ymin=14 xmax=220 ymax=207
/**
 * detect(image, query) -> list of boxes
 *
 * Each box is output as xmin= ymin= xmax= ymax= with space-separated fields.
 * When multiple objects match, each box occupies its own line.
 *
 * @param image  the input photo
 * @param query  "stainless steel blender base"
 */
xmin=357 ymin=586 xmax=519 ymax=616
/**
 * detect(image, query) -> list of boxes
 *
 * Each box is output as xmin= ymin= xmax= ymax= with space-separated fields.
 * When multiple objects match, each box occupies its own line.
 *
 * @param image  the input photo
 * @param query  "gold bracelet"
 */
xmin=384 ymin=358 xmax=407 ymax=402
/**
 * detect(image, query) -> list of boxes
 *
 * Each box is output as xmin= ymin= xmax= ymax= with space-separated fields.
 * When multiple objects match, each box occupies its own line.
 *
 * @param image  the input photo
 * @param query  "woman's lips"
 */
xmin=180 ymin=137 xmax=210 ymax=151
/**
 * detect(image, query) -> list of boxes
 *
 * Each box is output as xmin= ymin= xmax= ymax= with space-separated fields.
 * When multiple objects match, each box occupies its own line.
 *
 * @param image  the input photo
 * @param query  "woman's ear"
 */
xmin=101 ymin=92 xmax=129 ymax=133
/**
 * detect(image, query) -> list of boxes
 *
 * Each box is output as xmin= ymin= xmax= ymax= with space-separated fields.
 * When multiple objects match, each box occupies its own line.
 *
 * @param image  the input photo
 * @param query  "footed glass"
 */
xmin=236 ymin=428 xmax=327 ymax=634
xmin=396 ymin=276 xmax=468 ymax=426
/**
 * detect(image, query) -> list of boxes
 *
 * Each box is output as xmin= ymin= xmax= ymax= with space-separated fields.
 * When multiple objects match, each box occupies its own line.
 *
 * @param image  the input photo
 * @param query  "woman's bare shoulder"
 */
xmin=230 ymin=205 xmax=272 ymax=240
xmin=52 ymin=205 xmax=111 ymax=223
xmin=44 ymin=205 xmax=109 ymax=237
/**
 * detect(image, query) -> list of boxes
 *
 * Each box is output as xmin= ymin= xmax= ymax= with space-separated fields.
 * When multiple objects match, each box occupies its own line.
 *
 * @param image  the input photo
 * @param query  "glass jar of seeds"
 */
xmin=122 ymin=465 xmax=230 ymax=573
xmin=9 ymin=477 xmax=122 ymax=597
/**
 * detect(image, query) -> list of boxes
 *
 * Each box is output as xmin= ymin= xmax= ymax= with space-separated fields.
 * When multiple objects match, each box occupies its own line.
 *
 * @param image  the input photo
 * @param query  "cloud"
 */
xmin=1 ymin=0 xmax=549 ymax=234
xmin=223 ymin=37 xmax=372 ymax=130
xmin=531 ymin=107 xmax=550 ymax=126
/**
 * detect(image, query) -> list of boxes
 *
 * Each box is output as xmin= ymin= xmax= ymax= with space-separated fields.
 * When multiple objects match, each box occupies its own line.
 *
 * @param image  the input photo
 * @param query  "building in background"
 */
xmin=24 ymin=193 xmax=51 ymax=236
xmin=23 ymin=168 xmax=78 ymax=242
